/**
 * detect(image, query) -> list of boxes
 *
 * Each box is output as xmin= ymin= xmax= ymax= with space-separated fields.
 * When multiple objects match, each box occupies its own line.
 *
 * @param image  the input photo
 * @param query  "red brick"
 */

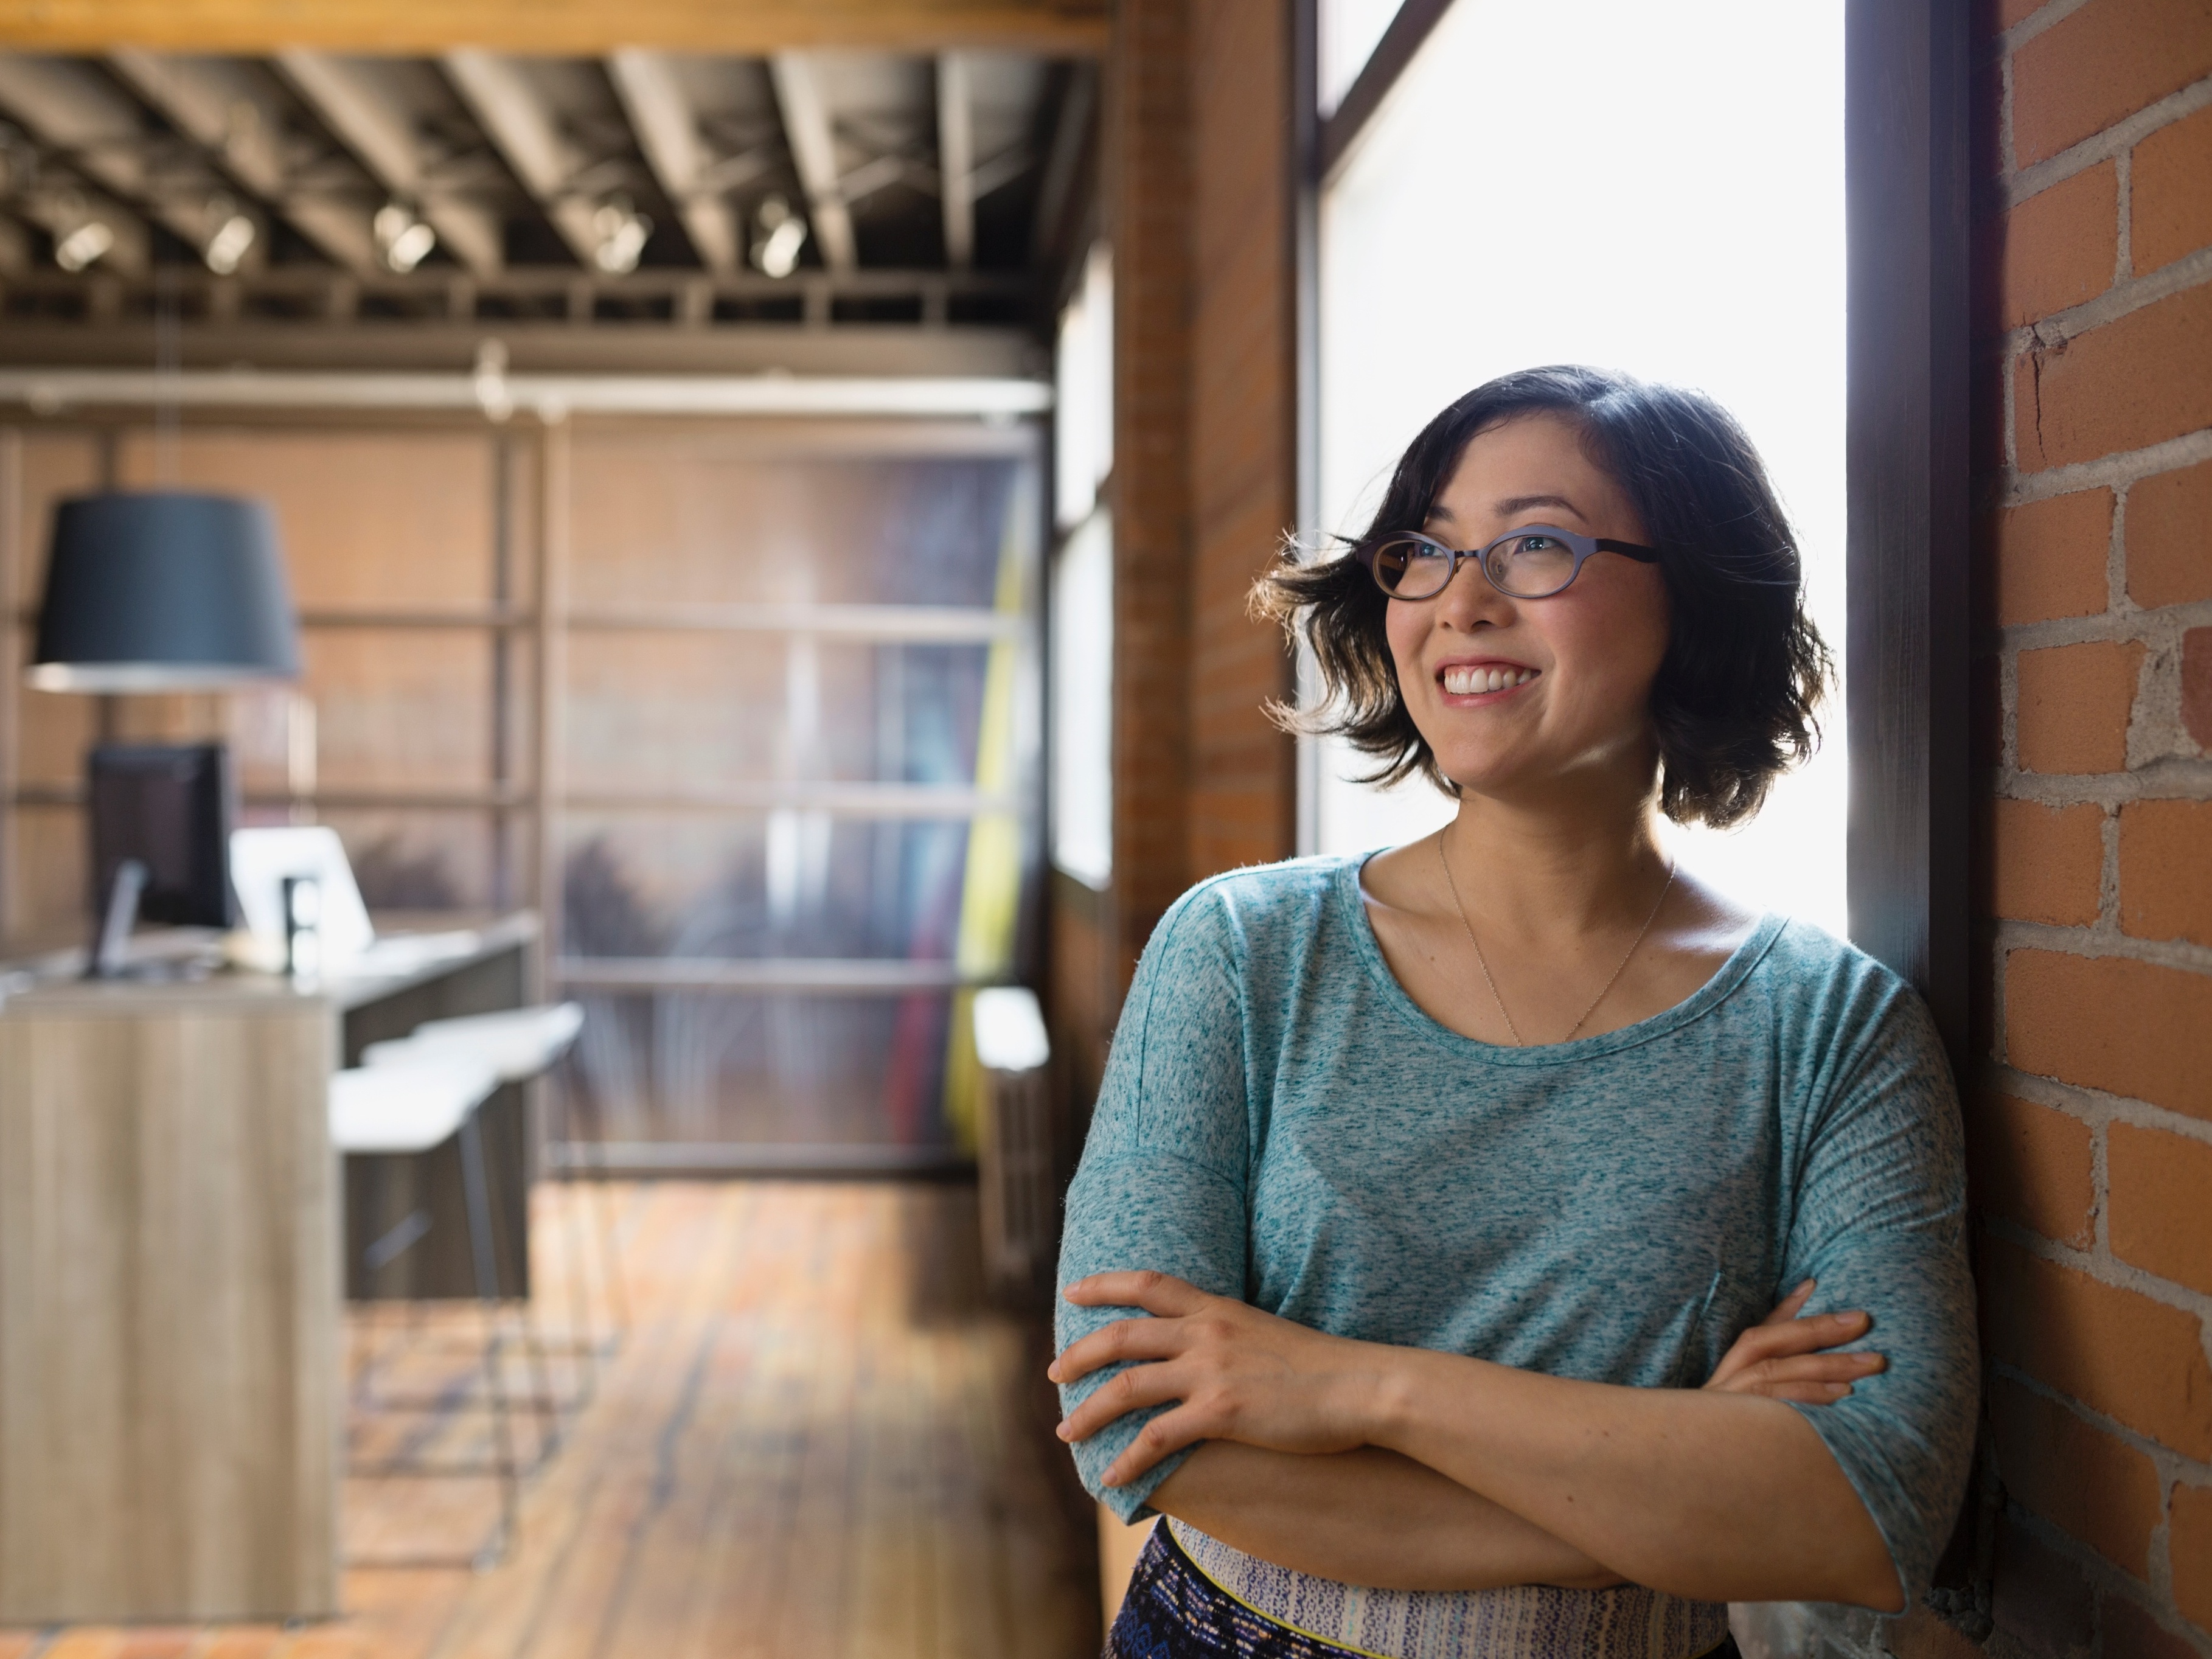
xmin=2108 ymin=1122 xmax=2212 ymax=1293
xmin=2014 ymin=283 xmax=2212 ymax=471
xmin=1992 ymin=1515 xmax=2098 ymax=1656
xmin=2001 ymin=164 xmax=2120 ymax=327
xmin=2175 ymin=1482 xmax=2212 ymax=1635
xmin=2006 ymin=947 xmax=2212 ymax=1118
xmin=1995 ymin=487 xmax=2114 ymax=624
xmin=1991 ymin=1377 xmax=2163 ymax=1574
xmin=1992 ymin=798 xmax=2106 ymax=925
xmin=1981 ymin=1234 xmax=2212 ymax=1456
xmin=2127 ymin=458 xmax=2212 ymax=609
xmin=2011 ymin=0 xmax=2212 ymax=167
xmin=2120 ymin=799 xmax=2212 ymax=945
xmin=2186 ymin=628 xmax=2212 ymax=750
xmin=1968 ymin=1091 xmax=2098 ymax=1245
xmin=2016 ymin=640 xmax=2143 ymax=774
xmin=2132 ymin=102 xmax=2212 ymax=275
xmin=2099 ymin=1596 xmax=2200 ymax=1658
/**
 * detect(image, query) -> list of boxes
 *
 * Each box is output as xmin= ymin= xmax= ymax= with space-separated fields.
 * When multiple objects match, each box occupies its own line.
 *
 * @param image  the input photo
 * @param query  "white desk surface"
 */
xmin=0 ymin=911 xmax=540 ymax=1016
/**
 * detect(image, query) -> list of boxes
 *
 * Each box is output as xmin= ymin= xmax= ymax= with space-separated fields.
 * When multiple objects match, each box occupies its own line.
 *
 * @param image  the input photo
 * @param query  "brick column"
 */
xmin=1963 ymin=1 xmax=2212 ymax=1652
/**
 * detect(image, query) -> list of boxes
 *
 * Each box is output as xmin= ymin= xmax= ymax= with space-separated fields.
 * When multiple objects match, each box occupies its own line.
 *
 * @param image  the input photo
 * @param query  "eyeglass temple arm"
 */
xmin=1595 ymin=538 xmax=1660 ymax=563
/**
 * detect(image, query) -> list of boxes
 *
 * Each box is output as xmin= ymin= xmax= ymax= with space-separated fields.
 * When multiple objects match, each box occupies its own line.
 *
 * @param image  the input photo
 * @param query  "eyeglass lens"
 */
xmin=1371 ymin=532 xmax=1582 ymax=599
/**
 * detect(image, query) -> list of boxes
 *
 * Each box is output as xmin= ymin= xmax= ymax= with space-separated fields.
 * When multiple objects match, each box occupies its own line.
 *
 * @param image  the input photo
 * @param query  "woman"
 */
xmin=1050 ymin=366 xmax=1975 ymax=1659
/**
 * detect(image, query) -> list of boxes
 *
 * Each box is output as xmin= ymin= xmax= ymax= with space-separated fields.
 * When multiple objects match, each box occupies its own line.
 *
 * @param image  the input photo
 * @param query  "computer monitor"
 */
xmin=87 ymin=743 xmax=236 ymax=929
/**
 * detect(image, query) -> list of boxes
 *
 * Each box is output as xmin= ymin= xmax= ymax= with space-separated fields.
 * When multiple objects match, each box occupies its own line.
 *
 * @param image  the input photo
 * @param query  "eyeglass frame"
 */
xmin=1355 ymin=524 xmax=1661 ymax=601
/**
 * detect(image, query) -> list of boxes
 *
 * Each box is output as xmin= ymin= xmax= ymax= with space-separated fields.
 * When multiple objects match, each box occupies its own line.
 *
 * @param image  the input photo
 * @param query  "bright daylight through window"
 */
xmin=1313 ymin=0 xmax=1848 ymax=936
xmin=1052 ymin=243 xmax=1115 ymax=891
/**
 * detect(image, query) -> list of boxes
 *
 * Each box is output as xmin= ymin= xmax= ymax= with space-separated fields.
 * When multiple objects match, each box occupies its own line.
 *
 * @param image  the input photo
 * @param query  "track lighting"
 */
xmin=591 ymin=197 xmax=650 ymax=274
xmin=750 ymin=193 xmax=807 ymax=279
xmin=53 ymin=218 xmax=113 ymax=273
xmin=201 ymin=198 xmax=256 ymax=275
xmin=373 ymin=202 xmax=436 ymax=274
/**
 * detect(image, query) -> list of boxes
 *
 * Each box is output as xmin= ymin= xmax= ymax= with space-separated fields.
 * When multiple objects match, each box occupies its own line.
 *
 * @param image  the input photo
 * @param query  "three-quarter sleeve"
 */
xmin=1776 ymin=972 xmax=1978 ymax=1609
xmin=1055 ymin=885 xmax=1253 ymax=1520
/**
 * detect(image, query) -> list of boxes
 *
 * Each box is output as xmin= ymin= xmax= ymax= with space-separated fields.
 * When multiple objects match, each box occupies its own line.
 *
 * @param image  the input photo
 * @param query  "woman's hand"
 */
xmin=1705 ymin=1279 xmax=1886 ymax=1403
xmin=1052 ymin=1271 xmax=1388 ymax=1487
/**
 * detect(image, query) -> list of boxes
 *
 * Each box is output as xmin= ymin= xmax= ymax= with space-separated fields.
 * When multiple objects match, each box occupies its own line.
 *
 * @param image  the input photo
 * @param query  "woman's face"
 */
xmin=1385 ymin=412 xmax=1671 ymax=805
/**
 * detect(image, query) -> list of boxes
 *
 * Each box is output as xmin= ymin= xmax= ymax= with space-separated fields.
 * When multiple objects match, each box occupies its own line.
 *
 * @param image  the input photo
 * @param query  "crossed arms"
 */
xmin=1051 ymin=1274 xmax=1905 ymax=1609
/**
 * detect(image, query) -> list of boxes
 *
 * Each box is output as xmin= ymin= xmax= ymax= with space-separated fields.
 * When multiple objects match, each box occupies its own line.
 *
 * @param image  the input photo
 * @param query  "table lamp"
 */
xmin=26 ymin=491 xmax=301 ymax=972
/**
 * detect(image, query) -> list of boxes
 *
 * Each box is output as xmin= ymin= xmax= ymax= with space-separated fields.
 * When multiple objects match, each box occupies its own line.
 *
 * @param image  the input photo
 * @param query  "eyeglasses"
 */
xmin=1358 ymin=524 xmax=1660 ymax=600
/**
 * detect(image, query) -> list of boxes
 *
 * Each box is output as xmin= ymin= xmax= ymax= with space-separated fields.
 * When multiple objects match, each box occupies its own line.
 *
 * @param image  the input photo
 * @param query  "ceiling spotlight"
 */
xmin=591 ymin=197 xmax=650 ymax=275
xmin=374 ymin=202 xmax=436 ymax=274
xmin=750 ymin=193 xmax=807 ymax=279
xmin=201 ymin=199 xmax=256 ymax=276
xmin=54 ymin=218 xmax=113 ymax=273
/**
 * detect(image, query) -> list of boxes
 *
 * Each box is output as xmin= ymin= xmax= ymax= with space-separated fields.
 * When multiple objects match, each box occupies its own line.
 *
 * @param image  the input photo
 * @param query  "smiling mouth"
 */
xmin=1439 ymin=664 xmax=1538 ymax=696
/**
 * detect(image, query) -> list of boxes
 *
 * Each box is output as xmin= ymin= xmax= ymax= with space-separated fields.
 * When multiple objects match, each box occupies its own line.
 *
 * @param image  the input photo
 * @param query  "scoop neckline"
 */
xmin=1337 ymin=850 xmax=1789 ymax=1065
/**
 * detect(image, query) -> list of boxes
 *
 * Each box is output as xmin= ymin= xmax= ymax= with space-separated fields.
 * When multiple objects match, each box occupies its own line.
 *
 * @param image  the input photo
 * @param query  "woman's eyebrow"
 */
xmin=1494 ymin=493 xmax=1587 ymax=523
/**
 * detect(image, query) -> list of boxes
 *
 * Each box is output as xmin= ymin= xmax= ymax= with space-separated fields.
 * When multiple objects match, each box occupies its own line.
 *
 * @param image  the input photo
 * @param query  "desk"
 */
xmin=0 ymin=915 xmax=536 ymax=1624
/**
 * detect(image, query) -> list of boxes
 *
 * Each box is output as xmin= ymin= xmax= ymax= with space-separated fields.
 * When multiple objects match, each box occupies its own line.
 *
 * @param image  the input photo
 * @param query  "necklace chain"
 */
xmin=1435 ymin=827 xmax=1676 ymax=1047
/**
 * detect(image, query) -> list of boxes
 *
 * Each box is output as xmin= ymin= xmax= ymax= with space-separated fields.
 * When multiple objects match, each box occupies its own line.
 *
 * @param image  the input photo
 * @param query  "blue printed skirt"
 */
xmin=1104 ymin=1522 xmax=1742 ymax=1659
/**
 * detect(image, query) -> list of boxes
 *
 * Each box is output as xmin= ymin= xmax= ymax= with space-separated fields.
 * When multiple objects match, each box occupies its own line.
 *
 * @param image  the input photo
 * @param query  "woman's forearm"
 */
xmin=1149 ymin=1441 xmax=1625 ymax=1593
xmin=1367 ymin=1350 xmax=1902 ymax=1609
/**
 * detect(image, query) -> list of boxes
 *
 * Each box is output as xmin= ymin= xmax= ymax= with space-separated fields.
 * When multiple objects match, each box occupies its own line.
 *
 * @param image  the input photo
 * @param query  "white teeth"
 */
xmin=1441 ymin=665 xmax=1537 ymax=695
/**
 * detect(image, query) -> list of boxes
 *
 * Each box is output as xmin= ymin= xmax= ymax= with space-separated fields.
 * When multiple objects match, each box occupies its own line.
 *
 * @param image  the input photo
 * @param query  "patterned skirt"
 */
xmin=1104 ymin=1520 xmax=1740 ymax=1659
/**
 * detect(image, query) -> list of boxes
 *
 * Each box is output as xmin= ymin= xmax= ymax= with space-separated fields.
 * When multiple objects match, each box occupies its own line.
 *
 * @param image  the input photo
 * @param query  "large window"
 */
xmin=1313 ymin=0 xmax=1848 ymax=934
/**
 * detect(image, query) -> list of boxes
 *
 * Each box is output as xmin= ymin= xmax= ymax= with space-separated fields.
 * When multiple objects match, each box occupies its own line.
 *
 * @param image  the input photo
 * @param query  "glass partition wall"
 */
xmin=0 ymin=415 xmax=1043 ymax=1171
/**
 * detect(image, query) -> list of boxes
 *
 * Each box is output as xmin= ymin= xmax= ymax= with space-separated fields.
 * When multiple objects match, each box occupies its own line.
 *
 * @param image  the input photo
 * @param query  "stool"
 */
xmin=330 ymin=1054 xmax=527 ymax=1567
xmin=364 ymin=1002 xmax=623 ymax=1399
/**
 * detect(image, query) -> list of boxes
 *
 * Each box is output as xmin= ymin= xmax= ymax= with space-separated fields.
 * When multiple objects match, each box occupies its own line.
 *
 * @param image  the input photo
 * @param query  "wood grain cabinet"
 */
xmin=0 ymin=979 xmax=339 ymax=1623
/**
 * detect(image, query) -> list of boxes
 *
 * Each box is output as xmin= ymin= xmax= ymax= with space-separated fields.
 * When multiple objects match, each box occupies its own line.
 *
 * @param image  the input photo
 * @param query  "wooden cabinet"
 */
xmin=0 ymin=916 xmax=537 ymax=1622
xmin=0 ymin=979 xmax=339 ymax=1622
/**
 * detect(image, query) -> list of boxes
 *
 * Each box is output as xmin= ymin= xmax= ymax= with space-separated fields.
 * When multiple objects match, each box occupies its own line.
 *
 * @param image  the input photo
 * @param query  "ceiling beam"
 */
xmin=106 ymin=49 xmax=380 ymax=275
xmin=935 ymin=53 xmax=973 ymax=271
xmin=0 ymin=55 xmax=255 ymax=267
xmin=440 ymin=50 xmax=599 ymax=270
xmin=0 ymin=1 xmax=1108 ymax=55
xmin=768 ymin=53 xmax=855 ymax=274
xmin=607 ymin=49 xmax=739 ymax=276
xmin=275 ymin=50 xmax=504 ymax=274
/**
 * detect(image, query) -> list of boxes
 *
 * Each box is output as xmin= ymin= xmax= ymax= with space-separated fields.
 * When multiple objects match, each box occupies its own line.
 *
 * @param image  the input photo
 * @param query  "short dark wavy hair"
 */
xmin=1254 ymin=364 xmax=1831 ymax=829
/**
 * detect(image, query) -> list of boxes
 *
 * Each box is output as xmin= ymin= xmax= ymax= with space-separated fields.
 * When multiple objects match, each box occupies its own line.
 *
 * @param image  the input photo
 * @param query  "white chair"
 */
xmin=330 ymin=1052 xmax=523 ymax=1567
xmin=361 ymin=1001 xmax=585 ymax=1083
xmin=364 ymin=1003 xmax=619 ymax=1423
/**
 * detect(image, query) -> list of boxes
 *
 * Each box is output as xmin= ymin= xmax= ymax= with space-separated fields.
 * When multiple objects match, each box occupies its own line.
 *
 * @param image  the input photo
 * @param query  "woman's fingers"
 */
xmin=1049 ymin=1316 xmax=1187 ymax=1386
xmin=1729 ymin=1309 xmax=1872 ymax=1365
xmin=1055 ymin=1357 xmax=1191 ymax=1446
xmin=1759 ymin=1279 xmax=1818 ymax=1326
xmin=1099 ymin=1402 xmax=1214 ymax=1487
xmin=1062 ymin=1270 xmax=1214 ymax=1317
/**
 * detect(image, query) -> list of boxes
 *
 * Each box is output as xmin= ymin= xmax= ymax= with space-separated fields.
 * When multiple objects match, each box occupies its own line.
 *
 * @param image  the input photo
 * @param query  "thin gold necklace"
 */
xmin=1435 ymin=826 xmax=1676 ymax=1046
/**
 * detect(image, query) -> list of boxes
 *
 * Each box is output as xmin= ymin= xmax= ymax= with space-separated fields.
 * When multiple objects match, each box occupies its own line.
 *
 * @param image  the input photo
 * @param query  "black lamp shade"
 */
xmin=30 ymin=492 xmax=300 ymax=692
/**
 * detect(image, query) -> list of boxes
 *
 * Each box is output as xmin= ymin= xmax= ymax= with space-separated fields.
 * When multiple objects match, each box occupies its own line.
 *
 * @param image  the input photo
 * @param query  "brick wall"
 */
xmin=1964 ymin=0 xmax=2212 ymax=1653
xmin=1186 ymin=0 xmax=1299 ymax=883
xmin=1048 ymin=0 xmax=1298 ymax=1115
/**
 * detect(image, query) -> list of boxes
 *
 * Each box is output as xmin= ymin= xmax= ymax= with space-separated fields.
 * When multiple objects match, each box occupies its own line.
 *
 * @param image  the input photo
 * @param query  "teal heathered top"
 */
xmin=1055 ymin=854 xmax=1977 ymax=1607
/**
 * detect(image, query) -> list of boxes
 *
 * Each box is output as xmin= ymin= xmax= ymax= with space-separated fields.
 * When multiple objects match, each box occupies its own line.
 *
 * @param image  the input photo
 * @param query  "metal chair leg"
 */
xmin=459 ymin=1104 xmax=519 ymax=1568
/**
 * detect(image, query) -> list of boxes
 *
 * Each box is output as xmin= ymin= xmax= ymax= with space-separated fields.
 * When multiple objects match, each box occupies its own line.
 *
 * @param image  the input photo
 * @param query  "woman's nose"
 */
xmin=1433 ymin=558 xmax=1515 ymax=630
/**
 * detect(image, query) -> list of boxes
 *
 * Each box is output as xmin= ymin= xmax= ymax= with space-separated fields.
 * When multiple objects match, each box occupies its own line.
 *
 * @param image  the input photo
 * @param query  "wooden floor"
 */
xmin=1 ymin=1181 xmax=1099 ymax=1659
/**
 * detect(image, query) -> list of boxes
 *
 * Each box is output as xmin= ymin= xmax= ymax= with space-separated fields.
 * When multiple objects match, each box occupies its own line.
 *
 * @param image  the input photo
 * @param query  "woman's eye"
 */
xmin=1517 ymin=536 xmax=1559 ymax=553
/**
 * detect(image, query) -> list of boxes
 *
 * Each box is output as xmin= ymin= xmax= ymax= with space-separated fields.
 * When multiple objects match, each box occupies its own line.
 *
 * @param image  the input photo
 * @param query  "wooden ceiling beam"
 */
xmin=0 ymin=1 xmax=1108 ymax=57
